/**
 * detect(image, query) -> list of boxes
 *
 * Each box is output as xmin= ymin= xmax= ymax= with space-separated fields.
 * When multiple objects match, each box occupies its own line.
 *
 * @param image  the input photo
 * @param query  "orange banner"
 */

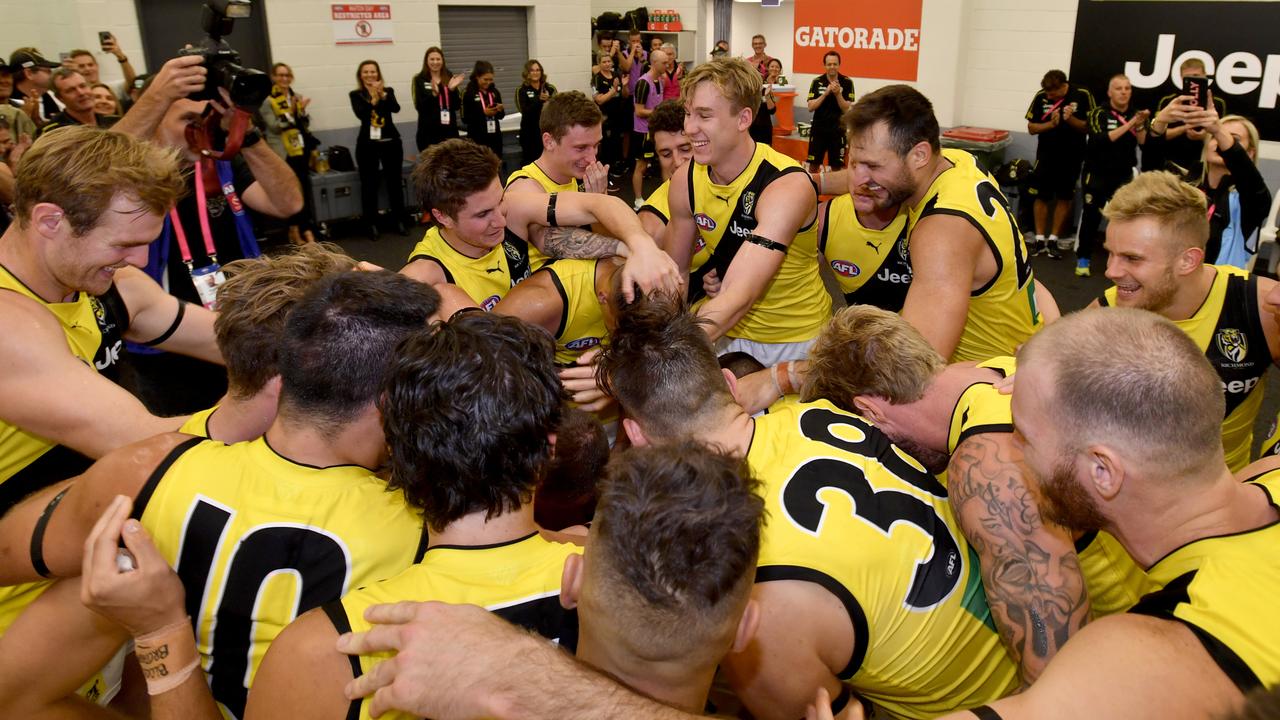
xmin=792 ymin=0 xmax=922 ymax=81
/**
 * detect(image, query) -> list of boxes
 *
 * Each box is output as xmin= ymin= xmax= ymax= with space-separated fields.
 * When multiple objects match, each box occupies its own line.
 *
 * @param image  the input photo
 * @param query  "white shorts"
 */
xmin=718 ymin=336 xmax=815 ymax=366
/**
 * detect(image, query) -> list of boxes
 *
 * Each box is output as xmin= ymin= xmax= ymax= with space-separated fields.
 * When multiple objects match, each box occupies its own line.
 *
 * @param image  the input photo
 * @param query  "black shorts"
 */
xmin=630 ymin=130 xmax=654 ymax=162
xmin=806 ymin=129 xmax=846 ymax=168
xmin=1029 ymin=155 xmax=1083 ymax=200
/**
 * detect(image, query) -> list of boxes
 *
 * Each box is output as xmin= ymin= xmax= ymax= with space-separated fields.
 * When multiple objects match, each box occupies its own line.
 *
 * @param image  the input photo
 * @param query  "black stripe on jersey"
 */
xmin=755 ymin=564 xmax=869 ymax=680
xmin=131 ymin=436 xmax=205 ymax=521
xmin=546 ymin=267 xmax=571 ymax=339
xmin=413 ymin=523 xmax=430 ymax=563
xmin=492 ymin=594 xmax=580 ymax=653
xmin=0 ymin=444 xmax=93 ymax=518
xmin=638 ymin=204 xmax=668 ymax=224
xmin=971 ymin=704 xmax=1006 ymax=720
xmin=321 ymin=601 xmax=364 ymax=720
xmin=954 ymin=423 xmax=1014 ymax=450
xmin=1130 ymin=570 xmax=1197 ymax=618
xmin=1074 ymin=530 xmax=1098 ymax=554
xmin=1098 ymin=293 xmax=1111 ymax=308
xmin=817 ymin=197 xmax=834 ymax=254
xmin=406 ymin=255 xmax=455 ymax=284
xmin=918 ymin=199 xmax=1005 ymax=298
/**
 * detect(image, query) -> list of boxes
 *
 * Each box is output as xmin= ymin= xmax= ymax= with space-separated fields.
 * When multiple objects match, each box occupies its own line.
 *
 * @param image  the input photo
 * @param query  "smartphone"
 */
xmin=1183 ymin=76 xmax=1210 ymax=110
xmin=99 ymin=31 xmax=111 ymax=49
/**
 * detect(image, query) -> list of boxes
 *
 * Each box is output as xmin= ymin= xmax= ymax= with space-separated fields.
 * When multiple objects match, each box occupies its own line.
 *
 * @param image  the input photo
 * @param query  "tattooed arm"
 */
xmin=947 ymin=432 xmax=1089 ymax=686
xmin=536 ymin=225 xmax=624 ymax=259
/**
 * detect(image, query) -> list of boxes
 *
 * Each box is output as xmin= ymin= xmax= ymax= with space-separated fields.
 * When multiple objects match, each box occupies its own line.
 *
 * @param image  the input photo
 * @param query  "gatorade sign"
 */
xmin=792 ymin=0 xmax=922 ymax=80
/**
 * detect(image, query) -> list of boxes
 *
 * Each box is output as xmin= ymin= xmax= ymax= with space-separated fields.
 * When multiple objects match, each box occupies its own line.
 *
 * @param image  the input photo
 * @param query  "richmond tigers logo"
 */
xmin=1215 ymin=328 xmax=1248 ymax=364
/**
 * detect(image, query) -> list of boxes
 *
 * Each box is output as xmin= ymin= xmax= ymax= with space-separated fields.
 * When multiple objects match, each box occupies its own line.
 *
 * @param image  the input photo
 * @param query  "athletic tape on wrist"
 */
xmin=135 ymin=617 xmax=201 ymax=695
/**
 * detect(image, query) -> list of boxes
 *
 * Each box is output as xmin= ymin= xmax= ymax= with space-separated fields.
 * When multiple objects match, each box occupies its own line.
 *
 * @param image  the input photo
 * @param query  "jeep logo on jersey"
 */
xmin=565 ymin=337 xmax=601 ymax=351
xmin=482 ymin=295 xmax=500 ymax=311
xmin=1215 ymin=328 xmax=1248 ymax=364
xmin=830 ymin=259 xmax=860 ymax=277
xmin=1069 ymin=2 xmax=1280 ymax=139
xmin=694 ymin=213 xmax=717 ymax=231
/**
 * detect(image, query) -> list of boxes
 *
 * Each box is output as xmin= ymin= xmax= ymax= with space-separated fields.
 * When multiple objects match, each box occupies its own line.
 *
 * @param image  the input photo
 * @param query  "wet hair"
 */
xmin=413 ymin=138 xmax=501 ymax=220
xmin=379 ymin=312 xmax=564 ymax=529
xmin=843 ymin=84 xmax=941 ymax=155
xmin=534 ymin=407 xmax=609 ymax=530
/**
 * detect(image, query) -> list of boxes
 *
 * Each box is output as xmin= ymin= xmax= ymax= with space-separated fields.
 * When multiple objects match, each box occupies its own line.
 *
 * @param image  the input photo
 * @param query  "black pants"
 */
xmin=285 ymin=154 xmax=316 ymax=232
xmin=356 ymin=138 xmax=405 ymax=224
xmin=1077 ymin=170 xmax=1130 ymax=262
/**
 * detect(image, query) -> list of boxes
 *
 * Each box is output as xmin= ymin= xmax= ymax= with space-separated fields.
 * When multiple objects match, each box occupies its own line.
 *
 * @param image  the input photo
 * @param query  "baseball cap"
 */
xmin=8 ymin=50 xmax=60 ymax=71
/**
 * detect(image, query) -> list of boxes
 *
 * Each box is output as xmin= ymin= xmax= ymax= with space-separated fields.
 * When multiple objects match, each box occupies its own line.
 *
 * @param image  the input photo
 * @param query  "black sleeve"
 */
xmin=231 ymin=155 xmax=256 ymax=194
xmin=633 ymin=79 xmax=650 ymax=108
xmin=1221 ymin=143 xmax=1273 ymax=239
xmin=381 ymin=87 xmax=400 ymax=115
xmin=807 ymin=76 xmax=823 ymax=101
xmin=1142 ymin=130 xmax=1169 ymax=172
xmin=413 ymin=75 xmax=431 ymax=114
xmin=516 ymin=84 xmax=532 ymax=115
xmin=349 ymin=90 xmax=372 ymax=123
xmin=463 ymin=91 xmax=482 ymax=130
xmin=492 ymin=87 xmax=504 ymax=121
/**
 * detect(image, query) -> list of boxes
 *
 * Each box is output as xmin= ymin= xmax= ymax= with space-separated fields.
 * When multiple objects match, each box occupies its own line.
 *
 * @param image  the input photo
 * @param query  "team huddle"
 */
xmin=0 ymin=57 xmax=1276 ymax=720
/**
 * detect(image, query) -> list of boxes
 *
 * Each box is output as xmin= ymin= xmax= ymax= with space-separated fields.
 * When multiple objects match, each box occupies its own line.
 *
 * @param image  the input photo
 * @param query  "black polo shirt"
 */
xmin=1025 ymin=85 xmax=1095 ymax=159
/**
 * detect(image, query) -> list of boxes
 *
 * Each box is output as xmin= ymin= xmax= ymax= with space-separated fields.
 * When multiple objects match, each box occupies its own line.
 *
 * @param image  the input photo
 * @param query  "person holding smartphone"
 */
xmin=1146 ymin=97 xmax=1270 ymax=269
xmin=1145 ymin=58 xmax=1228 ymax=177
xmin=350 ymin=59 xmax=408 ymax=239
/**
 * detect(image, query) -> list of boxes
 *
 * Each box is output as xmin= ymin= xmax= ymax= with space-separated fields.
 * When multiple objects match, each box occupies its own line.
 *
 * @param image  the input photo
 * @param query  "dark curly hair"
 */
xmin=379 ymin=312 xmax=564 ymax=530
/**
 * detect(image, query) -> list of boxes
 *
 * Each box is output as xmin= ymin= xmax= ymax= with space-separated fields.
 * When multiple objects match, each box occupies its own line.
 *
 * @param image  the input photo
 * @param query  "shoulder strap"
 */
xmin=130 ymin=436 xmax=206 ymax=521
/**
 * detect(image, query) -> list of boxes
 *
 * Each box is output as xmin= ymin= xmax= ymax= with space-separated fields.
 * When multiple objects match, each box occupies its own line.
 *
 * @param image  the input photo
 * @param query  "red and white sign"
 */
xmin=332 ymin=4 xmax=393 ymax=45
xmin=793 ymin=0 xmax=922 ymax=81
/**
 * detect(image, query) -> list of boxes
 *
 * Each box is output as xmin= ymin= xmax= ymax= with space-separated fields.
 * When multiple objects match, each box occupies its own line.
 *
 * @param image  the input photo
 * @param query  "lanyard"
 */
xmin=1111 ymin=110 xmax=1138 ymax=137
xmin=437 ymin=81 xmax=450 ymax=110
xmin=480 ymin=89 xmax=495 ymax=110
xmin=1042 ymin=98 xmax=1064 ymax=121
xmin=171 ymin=159 xmax=220 ymax=268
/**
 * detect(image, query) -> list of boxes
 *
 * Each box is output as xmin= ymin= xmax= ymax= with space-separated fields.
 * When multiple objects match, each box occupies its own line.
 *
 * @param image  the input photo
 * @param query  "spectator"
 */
xmin=36 ymin=69 xmax=117 ymax=137
xmin=1146 ymin=57 xmax=1228 ymax=178
xmin=649 ymin=36 xmax=664 ymax=55
xmin=0 ymin=64 xmax=37 ymax=140
xmin=711 ymin=39 xmax=730 ymax=58
xmin=805 ymin=51 xmax=855 ymax=171
xmin=349 ymin=59 xmax=408 ymax=239
xmin=1147 ymin=103 xmax=1270 ymax=269
xmin=631 ymin=49 xmax=666 ymax=206
xmin=749 ymin=58 xmax=782 ymax=146
xmin=593 ymin=53 xmax=628 ymax=174
xmin=67 ymin=35 xmax=136 ymax=99
xmin=112 ymin=54 xmax=303 ymax=413
xmin=593 ymin=32 xmax=623 ymax=74
xmin=90 ymin=83 xmax=121 ymax=115
xmin=1025 ymin=69 xmax=1094 ymax=257
xmin=411 ymin=46 xmax=462 ymax=153
xmin=623 ymin=29 xmax=646 ymax=93
xmin=1076 ymin=73 xmax=1148 ymax=277
xmin=660 ymin=43 xmax=684 ymax=102
xmin=516 ymin=59 xmax=556 ymax=164
xmin=463 ymin=60 xmax=505 ymax=167
xmin=7 ymin=48 xmax=61 ymax=124
xmin=0 ymin=115 xmax=27 ymax=233
xmin=746 ymin=34 xmax=772 ymax=78
xmin=261 ymin=62 xmax=316 ymax=245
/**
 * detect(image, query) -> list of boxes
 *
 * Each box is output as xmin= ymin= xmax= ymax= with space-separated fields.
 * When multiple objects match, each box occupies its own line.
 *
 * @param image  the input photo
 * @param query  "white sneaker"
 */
xmin=633 ymin=197 xmax=644 ymax=211
xmin=1057 ymin=235 xmax=1077 ymax=252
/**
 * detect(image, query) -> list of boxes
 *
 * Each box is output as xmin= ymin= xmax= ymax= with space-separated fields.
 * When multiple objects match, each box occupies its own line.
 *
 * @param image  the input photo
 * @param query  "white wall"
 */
xmin=2 ymin=0 xmax=145 ymax=89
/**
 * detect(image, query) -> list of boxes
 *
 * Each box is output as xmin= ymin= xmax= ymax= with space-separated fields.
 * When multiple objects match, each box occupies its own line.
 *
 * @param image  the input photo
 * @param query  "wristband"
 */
xmin=776 ymin=360 xmax=796 ymax=395
xmin=135 ymin=617 xmax=201 ymax=695
xmin=240 ymin=128 xmax=262 ymax=148
xmin=769 ymin=364 xmax=785 ymax=400
xmin=546 ymin=192 xmax=559 ymax=227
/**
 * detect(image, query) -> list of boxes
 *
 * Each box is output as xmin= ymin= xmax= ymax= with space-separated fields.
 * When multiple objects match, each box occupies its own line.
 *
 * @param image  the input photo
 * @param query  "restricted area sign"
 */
xmin=332 ymin=4 xmax=393 ymax=46
xmin=793 ymin=0 xmax=921 ymax=80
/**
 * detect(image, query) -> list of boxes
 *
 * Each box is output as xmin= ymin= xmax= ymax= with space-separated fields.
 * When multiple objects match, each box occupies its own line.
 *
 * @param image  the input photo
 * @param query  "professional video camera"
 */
xmin=178 ymin=0 xmax=270 ymax=109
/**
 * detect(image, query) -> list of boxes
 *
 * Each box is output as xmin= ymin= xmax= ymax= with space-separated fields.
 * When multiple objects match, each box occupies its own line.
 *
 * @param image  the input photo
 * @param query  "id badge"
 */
xmin=190 ymin=263 xmax=226 ymax=311
xmin=440 ymin=110 xmax=451 ymax=125
xmin=370 ymin=125 xmax=383 ymax=141
xmin=486 ymin=119 xmax=497 ymax=134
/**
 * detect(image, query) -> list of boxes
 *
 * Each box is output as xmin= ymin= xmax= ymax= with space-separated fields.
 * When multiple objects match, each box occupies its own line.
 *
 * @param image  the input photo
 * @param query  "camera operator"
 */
xmin=35 ymin=68 xmax=117 ymax=137
xmin=114 ymin=52 xmax=302 ymax=413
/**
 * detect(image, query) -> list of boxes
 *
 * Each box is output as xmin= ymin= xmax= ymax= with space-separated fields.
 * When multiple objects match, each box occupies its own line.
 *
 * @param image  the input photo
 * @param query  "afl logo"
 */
xmin=1215 ymin=328 xmax=1248 ymax=363
xmin=694 ymin=213 xmax=717 ymax=231
xmin=565 ymin=337 xmax=601 ymax=351
xmin=482 ymin=295 xmax=501 ymax=311
xmin=830 ymin=259 xmax=861 ymax=278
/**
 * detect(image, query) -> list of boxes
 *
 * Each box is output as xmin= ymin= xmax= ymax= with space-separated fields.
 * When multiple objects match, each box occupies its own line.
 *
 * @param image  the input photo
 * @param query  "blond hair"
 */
xmin=1102 ymin=171 xmax=1209 ymax=251
xmin=803 ymin=305 xmax=945 ymax=408
xmin=14 ymin=126 xmax=185 ymax=236
xmin=215 ymin=243 xmax=358 ymax=397
xmin=1219 ymin=114 xmax=1260 ymax=157
xmin=681 ymin=57 xmax=761 ymax=113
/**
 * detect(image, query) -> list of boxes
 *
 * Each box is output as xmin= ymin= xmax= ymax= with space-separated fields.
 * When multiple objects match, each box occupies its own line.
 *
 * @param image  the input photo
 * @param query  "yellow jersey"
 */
xmin=641 ymin=179 xmax=712 ymax=277
xmin=331 ymin=532 xmax=580 ymax=720
xmin=1101 ymin=266 xmax=1268 ymax=471
xmin=542 ymin=259 xmax=609 ymax=366
xmin=179 ymin=405 xmax=219 ymax=438
xmin=0 ymin=265 xmax=130 ymax=511
xmin=748 ymin=399 xmax=1018 ymax=718
xmin=907 ymin=149 xmax=1042 ymax=362
xmin=1261 ymin=411 xmax=1280 ymax=458
xmin=1129 ymin=469 xmax=1280 ymax=691
xmin=407 ymin=225 xmax=531 ymax=311
xmin=135 ymin=436 xmax=427 ymax=718
xmin=506 ymin=162 xmax=582 ymax=272
xmin=820 ymin=194 xmax=912 ymax=312
xmin=943 ymin=356 xmax=1152 ymax=616
xmin=687 ymin=143 xmax=832 ymax=343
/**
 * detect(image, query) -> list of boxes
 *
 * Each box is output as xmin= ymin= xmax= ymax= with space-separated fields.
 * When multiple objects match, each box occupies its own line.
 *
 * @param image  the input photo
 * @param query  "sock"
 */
xmin=1035 ymin=234 xmax=1045 ymax=242
xmin=1048 ymin=234 xmax=1058 ymax=241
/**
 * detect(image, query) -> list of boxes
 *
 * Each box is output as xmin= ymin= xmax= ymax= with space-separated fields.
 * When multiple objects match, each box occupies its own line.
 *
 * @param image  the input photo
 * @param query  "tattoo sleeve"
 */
xmin=948 ymin=433 xmax=1090 ymax=686
xmin=539 ymin=226 xmax=623 ymax=259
